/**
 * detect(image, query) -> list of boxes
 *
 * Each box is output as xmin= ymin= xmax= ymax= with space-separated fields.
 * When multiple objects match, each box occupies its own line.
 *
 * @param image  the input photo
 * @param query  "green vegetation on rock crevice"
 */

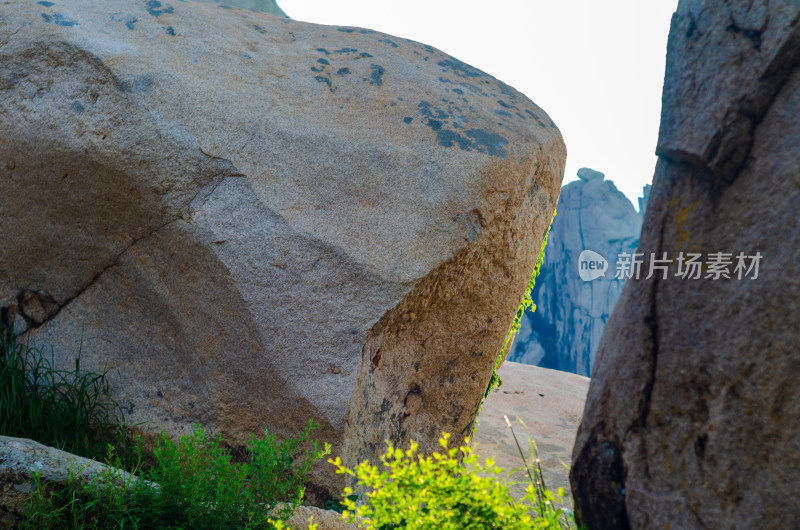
xmin=485 ymin=210 xmax=555 ymax=400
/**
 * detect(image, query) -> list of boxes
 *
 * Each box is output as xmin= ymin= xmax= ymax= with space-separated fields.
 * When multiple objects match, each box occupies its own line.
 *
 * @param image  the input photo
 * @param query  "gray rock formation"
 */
xmin=0 ymin=0 xmax=565 ymax=498
xmin=572 ymin=1 xmax=800 ymax=528
xmin=508 ymin=170 xmax=646 ymax=376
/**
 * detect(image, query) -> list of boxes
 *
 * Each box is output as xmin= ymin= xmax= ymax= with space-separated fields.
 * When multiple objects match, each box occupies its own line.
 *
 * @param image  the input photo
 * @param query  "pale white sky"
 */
xmin=279 ymin=0 xmax=678 ymax=207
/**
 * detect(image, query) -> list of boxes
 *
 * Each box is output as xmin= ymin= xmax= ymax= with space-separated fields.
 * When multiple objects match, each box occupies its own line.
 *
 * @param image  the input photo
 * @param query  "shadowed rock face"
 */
xmin=571 ymin=1 xmax=800 ymax=528
xmin=0 ymin=0 xmax=565 ymax=498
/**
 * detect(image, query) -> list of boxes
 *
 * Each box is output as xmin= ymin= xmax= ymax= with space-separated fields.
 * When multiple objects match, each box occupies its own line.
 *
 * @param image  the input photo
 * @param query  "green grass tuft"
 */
xmin=0 ymin=326 xmax=132 ymax=464
xmin=24 ymin=421 xmax=330 ymax=529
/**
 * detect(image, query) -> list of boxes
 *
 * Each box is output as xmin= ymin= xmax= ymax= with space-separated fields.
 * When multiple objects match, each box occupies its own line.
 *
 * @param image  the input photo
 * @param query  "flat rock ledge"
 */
xmin=476 ymin=361 xmax=590 ymax=498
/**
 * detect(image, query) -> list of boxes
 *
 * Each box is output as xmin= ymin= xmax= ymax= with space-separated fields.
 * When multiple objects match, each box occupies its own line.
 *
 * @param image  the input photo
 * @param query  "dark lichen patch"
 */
xmin=370 ymin=64 xmax=385 ymax=86
xmin=438 ymin=58 xmax=483 ymax=79
xmin=524 ymin=109 xmax=548 ymax=128
xmin=146 ymin=0 xmax=174 ymax=17
xmin=498 ymin=81 xmax=518 ymax=101
xmin=253 ymin=24 xmax=267 ymax=34
xmin=111 ymin=13 xmax=137 ymax=29
xmin=242 ymin=53 xmax=252 ymax=60
xmin=436 ymin=128 xmax=508 ymax=158
xmin=316 ymin=47 xmax=330 ymax=55
xmin=40 ymin=13 xmax=78 ymax=26
xmin=333 ymin=48 xmax=359 ymax=54
xmin=497 ymin=99 xmax=511 ymax=108
xmin=311 ymin=65 xmax=324 ymax=73
xmin=317 ymin=58 xmax=330 ymax=65
xmin=37 ymin=1 xmax=54 ymax=6
xmin=452 ymin=88 xmax=464 ymax=95
xmin=378 ymin=38 xmax=398 ymax=48
xmin=315 ymin=75 xmax=333 ymax=91
xmin=427 ymin=119 xmax=443 ymax=131
xmin=413 ymin=99 xmax=511 ymax=156
xmin=418 ymin=100 xmax=449 ymax=120
xmin=494 ymin=109 xmax=512 ymax=118
xmin=337 ymin=27 xmax=356 ymax=33
xmin=457 ymin=81 xmax=488 ymax=97
xmin=69 ymin=101 xmax=84 ymax=114
xmin=336 ymin=67 xmax=350 ymax=76
xmin=119 ymin=74 xmax=154 ymax=93
xmin=163 ymin=25 xmax=175 ymax=36
xmin=359 ymin=52 xmax=372 ymax=58
xmin=359 ymin=29 xmax=375 ymax=34
xmin=403 ymin=116 xmax=413 ymax=124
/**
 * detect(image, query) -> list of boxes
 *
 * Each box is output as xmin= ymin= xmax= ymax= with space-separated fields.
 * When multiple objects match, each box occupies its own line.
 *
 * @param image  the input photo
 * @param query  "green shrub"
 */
xmin=24 ymin=420 xmax=331 ymax=529
xmin=330 ymin=428 xmax=578 ymax=530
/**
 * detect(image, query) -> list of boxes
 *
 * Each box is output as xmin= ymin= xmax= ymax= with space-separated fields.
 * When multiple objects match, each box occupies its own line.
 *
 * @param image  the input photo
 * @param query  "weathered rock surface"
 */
xmin=572 ymin=1 xmax=800 ymax=528
xmin=508 ymin=171 xmax=645 ymax=375
xmin=0 ymin=0 xmax=564 ymax=498
xmin=475 ymin=361 xmax=589 ymax=498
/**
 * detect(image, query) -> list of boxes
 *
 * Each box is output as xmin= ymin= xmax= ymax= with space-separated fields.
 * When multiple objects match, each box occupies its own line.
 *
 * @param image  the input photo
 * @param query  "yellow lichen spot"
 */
xmin=669 ymin=196 xmax=699 ymax=247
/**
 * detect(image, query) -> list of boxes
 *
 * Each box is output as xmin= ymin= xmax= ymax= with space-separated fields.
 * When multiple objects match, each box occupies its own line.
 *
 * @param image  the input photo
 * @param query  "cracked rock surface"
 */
xmin=0 ymin=0 xmax=564 ymax=498
xmin=571 ymin=1 xmax=800 ymax=528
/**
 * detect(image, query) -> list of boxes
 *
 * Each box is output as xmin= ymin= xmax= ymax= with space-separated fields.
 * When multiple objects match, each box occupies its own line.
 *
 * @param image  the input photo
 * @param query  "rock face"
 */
xmin=475 ymin=361 xmax=589 ymax=498
xmin=0 ymin=0 xmax=565 ymax=498
xmin=508 ymin=170 xmax=644 ymax=376
xmin=572 ymin=2 xmax=800 ymax=528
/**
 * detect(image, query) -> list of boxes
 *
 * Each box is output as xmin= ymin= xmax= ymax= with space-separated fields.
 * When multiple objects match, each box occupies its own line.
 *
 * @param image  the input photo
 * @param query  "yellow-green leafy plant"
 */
xmin=330 ymin=431 xmax=577 ymax=529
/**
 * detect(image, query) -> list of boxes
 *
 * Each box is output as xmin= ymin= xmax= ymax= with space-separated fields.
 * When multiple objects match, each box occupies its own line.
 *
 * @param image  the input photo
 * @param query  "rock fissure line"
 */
xmin=17 ymin=217 xmax=182 ymax=332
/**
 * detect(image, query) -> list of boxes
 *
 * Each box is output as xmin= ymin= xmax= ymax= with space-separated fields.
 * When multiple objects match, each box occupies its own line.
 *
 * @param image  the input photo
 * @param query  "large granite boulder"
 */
xmin=0 ymin=0 xmax=564 ymax=498
xmin=571 ymin=1 xmax=800 ymax=528
xmin=508 ymin=170 xmax=644 ymax=375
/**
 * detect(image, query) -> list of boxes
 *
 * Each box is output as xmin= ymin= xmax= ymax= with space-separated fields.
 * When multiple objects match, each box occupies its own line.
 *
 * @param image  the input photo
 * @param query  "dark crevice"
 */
xmin=726 ymin=22 xmax=763 ymax=51
xmin=640 ymin=242 xmax=662 ymax=431
xmin=571 ymin=427 xmax=631 ymax=530
xmin=619 ymin=220 xmax=664 ymax=486
xmin=20 ymin=217 xmax=183 ymax=333
xmin=688 ymin=505 xmax=711 ymax=530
